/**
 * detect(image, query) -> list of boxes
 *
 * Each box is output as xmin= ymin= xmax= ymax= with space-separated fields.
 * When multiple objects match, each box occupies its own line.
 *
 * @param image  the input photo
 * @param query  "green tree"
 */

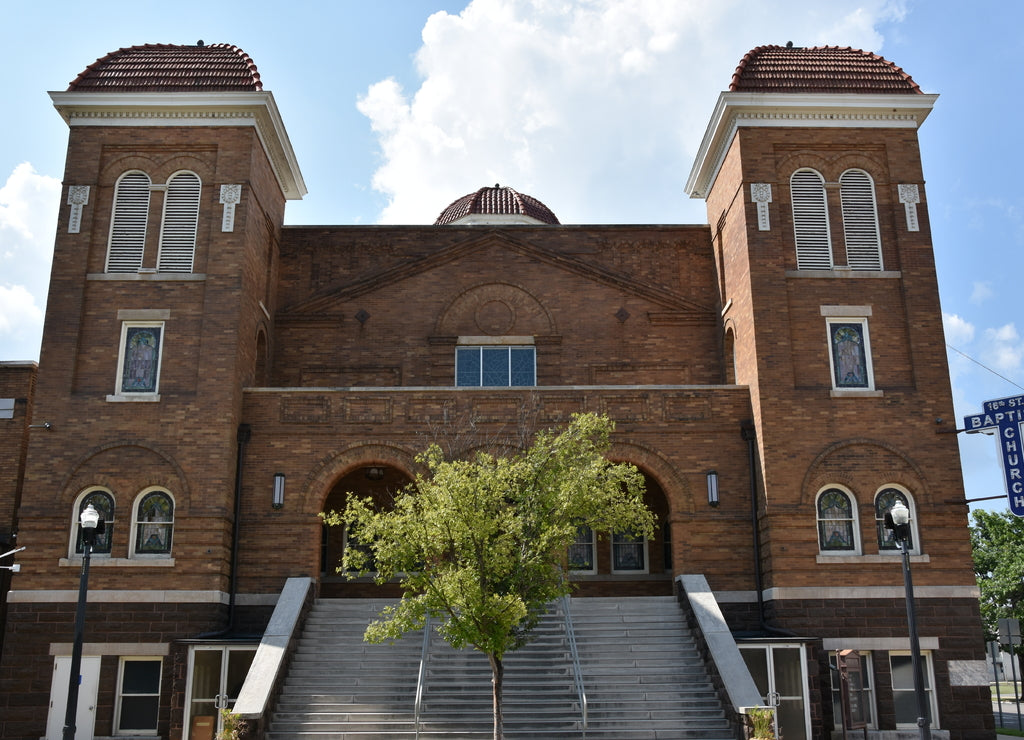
xmin=971 ymin=508 xmax=1024 ymax=641
xmin=323 ymin=412 xmax=655 ymax=740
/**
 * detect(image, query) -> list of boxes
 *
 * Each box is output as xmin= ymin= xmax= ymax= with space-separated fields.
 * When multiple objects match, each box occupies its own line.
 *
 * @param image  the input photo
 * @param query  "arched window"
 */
xmin=840 ymin=169 xmax=882 ymax=270
xmin=157 ymin=171 xmax=201 ymax=272
xmin=106 ymin=171 xmax=151 ymax=273
xmin=816 ymin=487 xmax=858 ymax=553
xmin=876 ymin=487 xmax=916 ymax=552
xmin=791 ymin=168 xmax=832 ymax=270
xmin=72 ymin=488 xmax=115 ymax=555
xmin=132 ymin=490 xmax=174 ymax=555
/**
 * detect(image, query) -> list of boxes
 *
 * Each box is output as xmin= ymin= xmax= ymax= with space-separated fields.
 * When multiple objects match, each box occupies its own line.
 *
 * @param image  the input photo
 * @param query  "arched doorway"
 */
xmin=569 ymin=471 xmax=673 ymax=596
xmin=320 ymin=464 xmax=413 ymax=597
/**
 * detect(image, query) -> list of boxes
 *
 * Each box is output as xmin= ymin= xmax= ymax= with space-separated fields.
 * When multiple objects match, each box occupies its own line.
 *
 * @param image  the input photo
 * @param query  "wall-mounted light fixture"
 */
xmin=706 ymin=471 xmax=719 ymax=507
xmin=273 ymin=473 xmax=285 ymax=510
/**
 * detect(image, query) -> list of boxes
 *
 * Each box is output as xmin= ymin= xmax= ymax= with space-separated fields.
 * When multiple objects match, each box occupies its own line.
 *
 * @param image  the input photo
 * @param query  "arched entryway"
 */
xmin=320 ymin=464 xmax=413 ymax=597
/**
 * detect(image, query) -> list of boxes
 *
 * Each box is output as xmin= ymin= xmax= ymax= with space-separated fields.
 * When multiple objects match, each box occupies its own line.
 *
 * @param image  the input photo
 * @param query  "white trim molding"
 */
xmin=49 ymin=91 xmax=307 ymax=200
xmin=685 ymin=91 xmax=939 ymax=200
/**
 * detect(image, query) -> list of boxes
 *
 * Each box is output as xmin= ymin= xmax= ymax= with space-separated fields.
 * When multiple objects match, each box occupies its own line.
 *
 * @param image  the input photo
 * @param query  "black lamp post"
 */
xmin=884 ymin=500 xmax=931 ymax=740
xmin=63 ymin=503 xmax=104 ymax=740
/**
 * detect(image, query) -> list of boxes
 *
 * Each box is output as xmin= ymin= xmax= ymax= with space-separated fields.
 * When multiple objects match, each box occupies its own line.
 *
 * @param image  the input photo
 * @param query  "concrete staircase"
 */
xmin=266 ymin=595 xmax=734 ymax=739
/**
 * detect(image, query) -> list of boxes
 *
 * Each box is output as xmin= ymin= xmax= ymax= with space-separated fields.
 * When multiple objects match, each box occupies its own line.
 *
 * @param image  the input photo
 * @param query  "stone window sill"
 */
xmin=107 ymin=394 xmax=161 ymax=403
xmin=816 ymin=553 xmax=928 ymax=564
xmin=60 ymin=557 xmax=175 ymax=567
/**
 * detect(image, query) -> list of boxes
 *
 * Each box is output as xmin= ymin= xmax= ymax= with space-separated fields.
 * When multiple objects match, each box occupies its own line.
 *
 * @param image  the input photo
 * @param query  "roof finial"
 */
xmin=197 ymin=40 xmax=205 ymax=47
xmin=786 ymin=40 xmax=793 ymax=48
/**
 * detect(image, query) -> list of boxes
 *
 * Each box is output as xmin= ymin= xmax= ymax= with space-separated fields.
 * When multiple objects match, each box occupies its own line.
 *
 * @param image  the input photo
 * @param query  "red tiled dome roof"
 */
xmin=730 ymin=45 xmax=921 ymax=94
xmin=435 ymin=185 xmax=559 ymax=225
xmin=67 ymin=43 xmax=261 ymax=92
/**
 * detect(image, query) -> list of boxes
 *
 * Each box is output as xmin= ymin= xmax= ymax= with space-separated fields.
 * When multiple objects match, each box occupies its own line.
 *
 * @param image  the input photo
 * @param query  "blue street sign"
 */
xmin=964 ymin=395 xmax=1024 ymax=516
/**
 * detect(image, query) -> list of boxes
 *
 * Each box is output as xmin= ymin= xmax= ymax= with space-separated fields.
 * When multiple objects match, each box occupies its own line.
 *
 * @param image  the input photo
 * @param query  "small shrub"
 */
xmin=216 ymin=710 xmax=247 ymax=740
xmin=746 ymin=707 xmax=775 ymax=739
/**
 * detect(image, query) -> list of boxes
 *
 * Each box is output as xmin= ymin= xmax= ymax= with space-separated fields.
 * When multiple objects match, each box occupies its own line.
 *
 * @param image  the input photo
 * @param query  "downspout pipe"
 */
xmin=195 ymin=423 xmax=250 ymax=639
xmin=742 ymin=420 xmax=795 ymax=638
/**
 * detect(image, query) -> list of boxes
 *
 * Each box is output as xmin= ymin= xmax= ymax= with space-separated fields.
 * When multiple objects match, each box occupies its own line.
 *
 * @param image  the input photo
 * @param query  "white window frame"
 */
xmin=113 ymin=321 xmax=165 ymax=399
xmin=69 ymin=487 xmax=115 ymax=558
xmin=106 ymin=170 xmax=152 ymax=273
xmin=129 ymin=488 xmax=175 ymax=558
xmin=839 ymin=169 xmax=883 ymax=270
xmin=830 ymin=650 xmax=877 ymax=730
xmin=875 ymin=486 xmax=920 ymax=555
xmin=815 ymin=485 xmax=861 ymax=555
xmin=888 ymin=650 xmax=938 ymax=730
xmin=568 ymin=526 xmax=597 ymax=575
xmin=157 ymin=171 xmax=201 ymax=273
xmin=611 ymin=531 xmax=648 ymax=574
xmin=791 ymin=168 xmax=833 ymax=270
xmin=114 ymin=656 xmax=162 ymax=735
xmin=824 ymin=314 xmax=875 ymax=392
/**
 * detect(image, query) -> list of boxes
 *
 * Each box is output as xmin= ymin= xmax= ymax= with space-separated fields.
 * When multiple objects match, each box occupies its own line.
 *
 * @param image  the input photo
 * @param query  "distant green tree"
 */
xmin=323 ymin=412 xmax=655 ymax=740
xmin=971 ymin=508 xmax=1024 ymax=642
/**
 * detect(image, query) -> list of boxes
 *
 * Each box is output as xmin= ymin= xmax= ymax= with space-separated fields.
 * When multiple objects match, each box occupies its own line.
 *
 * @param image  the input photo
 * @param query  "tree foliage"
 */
xmin=971 ymin=508 xmax=1024 ymax=642
xmin=322 ymin=412 xmax=655 ymax=738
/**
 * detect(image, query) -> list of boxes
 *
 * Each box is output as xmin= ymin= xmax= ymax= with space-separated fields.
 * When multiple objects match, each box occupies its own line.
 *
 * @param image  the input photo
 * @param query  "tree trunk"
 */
xmin=489 ymin=653 xmax=504 ymax=740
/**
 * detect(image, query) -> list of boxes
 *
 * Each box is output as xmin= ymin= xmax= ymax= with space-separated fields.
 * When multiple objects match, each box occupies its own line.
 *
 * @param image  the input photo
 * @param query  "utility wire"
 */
xmin=947 ymin=344 xmax=1024 ymax=393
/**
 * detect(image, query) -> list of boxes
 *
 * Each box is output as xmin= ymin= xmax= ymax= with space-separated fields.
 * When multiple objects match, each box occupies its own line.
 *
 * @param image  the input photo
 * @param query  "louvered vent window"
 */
xmin=106 ymin=172 xmax=151 ymax=273
xmin=840 ymin=169 xmax=883 ymax=270
xmin=157 ymin=172 xmax=201 ymax=272
xmin=791 ymin=169 xmax=832 ymax=270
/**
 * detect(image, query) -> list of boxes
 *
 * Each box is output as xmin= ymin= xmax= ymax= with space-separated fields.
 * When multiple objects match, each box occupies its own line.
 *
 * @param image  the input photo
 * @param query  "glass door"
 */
xmin=184 ymin=646 xmax=256 ymax=740
xmin=740 ymin=643 xmax=810 ymax=740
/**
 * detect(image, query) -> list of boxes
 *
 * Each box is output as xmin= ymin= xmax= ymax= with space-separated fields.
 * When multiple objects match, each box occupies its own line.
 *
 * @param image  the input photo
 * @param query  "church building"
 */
xmin=0 ymin=41 xmax=993 ymax=740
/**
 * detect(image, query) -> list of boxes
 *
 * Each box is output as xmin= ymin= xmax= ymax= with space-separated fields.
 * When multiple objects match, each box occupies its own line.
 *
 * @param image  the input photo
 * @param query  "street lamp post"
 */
xmin=63 ymin=504 xmax=104 ymax=740
xmin=885 ymin=500 xmax=931 ymax=740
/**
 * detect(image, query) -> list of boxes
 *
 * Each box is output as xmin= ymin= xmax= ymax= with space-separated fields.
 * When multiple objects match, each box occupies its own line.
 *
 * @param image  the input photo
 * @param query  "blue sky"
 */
xmin=0 ymin=0 xmax=1020 ymax=513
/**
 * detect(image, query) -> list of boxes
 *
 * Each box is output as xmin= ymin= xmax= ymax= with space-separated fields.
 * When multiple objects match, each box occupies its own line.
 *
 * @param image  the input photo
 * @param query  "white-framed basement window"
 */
xmin=889 ymin=651 xmax=938 ymax=730
xmin=115 ymin=657 xmax=162 ymax=735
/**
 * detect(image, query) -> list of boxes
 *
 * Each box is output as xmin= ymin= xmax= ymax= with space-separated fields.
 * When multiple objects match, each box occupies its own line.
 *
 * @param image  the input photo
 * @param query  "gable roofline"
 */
xmin=49 ymin=90 xmax=306 ymax=200
xmin=684 ymin=90 xmax=938 ymax=200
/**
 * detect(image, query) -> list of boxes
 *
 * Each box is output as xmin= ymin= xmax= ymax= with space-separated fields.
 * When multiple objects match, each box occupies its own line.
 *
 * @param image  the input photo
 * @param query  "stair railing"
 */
xmin=560 ymin=595 xmax=588 ymax=732
xmin=414 ymin=613 xmax=432 ymax=740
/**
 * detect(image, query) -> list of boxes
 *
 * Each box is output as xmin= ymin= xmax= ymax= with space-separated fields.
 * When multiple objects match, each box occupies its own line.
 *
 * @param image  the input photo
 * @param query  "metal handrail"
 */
xmin=413 ymin=613 xmax=432 ymax=740
xmin=561 ymin=595 xmax=588 ymax=732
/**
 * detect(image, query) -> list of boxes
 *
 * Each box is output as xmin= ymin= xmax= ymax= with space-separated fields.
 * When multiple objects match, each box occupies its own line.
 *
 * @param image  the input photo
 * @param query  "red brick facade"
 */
xmin=0 ymin=44 xmax=992 ymax=740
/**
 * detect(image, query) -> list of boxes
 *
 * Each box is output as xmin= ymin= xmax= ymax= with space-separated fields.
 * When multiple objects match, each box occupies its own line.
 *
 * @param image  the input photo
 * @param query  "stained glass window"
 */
xmin=134 ymin=491 xmax=173 ymax=555
xmin=817 ymin=488 xmax=856 ymax=551
xmin=120 ymin=325 xmax=163 ymax=394
xmin=612 ymin=531 xmax=646 ymax=572
xmin=876 ymin=488 xmax=913 ymax=551
xmin=830 ymin=322 xmax=869 ymax=389
xmin=568 ymin=526 xmax=595 ymax=572
xmin=456 ymin=346 xmax=536 ymax=386
xmin=75 ymin=490 xmax=114 ymax=555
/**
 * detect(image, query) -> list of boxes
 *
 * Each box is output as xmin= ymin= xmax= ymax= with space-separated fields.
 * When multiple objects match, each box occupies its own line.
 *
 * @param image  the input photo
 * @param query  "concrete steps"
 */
xmin=266 ymin=595 xmax=734 ymax=739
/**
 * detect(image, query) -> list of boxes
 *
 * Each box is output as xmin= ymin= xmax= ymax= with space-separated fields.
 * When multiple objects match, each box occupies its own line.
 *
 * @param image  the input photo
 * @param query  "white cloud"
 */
xmin=359 ymin=0 xmax=904 ymax=225
xmin=970 ymin=281 xmax=993 ymax=304
xmin=0 ymin=162 xmax=60 ymax=361
xmin=943 ymin=312 xmax=975 ymax=347
xmin=982 ymin=323 xmax=1023 ymax=374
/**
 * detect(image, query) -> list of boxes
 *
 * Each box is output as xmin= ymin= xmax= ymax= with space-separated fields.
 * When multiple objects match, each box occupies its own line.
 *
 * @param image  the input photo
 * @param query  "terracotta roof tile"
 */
xmin=730 ymin=45 xmax=921 ymax=94
xmin=68 ymin=43 xmax=261 ymax=92
xmin=435 ymin=185 xmax=560 ymax=225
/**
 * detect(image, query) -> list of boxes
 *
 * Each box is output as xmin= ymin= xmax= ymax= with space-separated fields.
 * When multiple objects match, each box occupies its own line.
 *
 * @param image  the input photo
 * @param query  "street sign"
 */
xmin=964 ymin=394 xmax=1024 ymax=516
xmin=1000 ymin=618 xmax=1022 ymax=647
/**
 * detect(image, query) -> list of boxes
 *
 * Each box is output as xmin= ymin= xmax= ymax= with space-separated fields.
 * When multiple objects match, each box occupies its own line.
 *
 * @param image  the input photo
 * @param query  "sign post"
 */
xmin=963 ymin=394 xmax=1024 ymax=516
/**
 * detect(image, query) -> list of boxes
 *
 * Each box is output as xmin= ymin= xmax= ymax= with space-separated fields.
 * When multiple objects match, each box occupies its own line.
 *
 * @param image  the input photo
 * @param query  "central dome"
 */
xmin=435 ymin=185 xmax=559 ymax=225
